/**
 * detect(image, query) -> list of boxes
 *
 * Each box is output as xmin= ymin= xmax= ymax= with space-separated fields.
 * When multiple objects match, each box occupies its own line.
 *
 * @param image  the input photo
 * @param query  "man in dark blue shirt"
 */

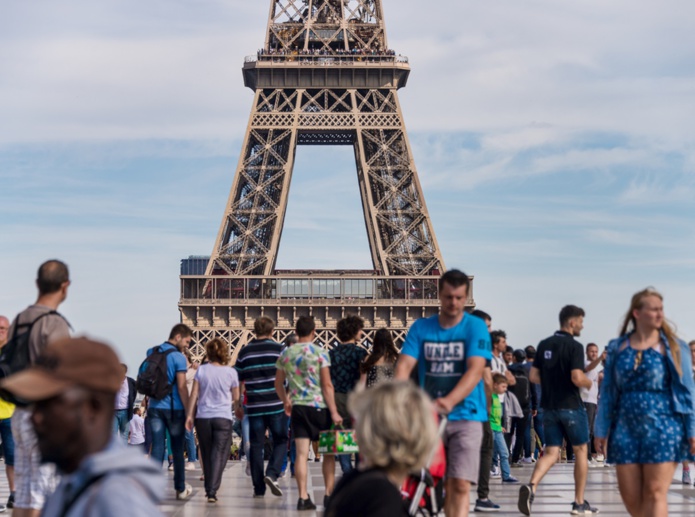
xmin=235 ymin=317 xmax=287 ymax=498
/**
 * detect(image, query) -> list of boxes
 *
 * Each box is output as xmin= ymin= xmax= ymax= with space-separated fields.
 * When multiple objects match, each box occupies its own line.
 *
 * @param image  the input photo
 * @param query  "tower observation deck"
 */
xmin=179 ymin=0 xmax=473 ymax=361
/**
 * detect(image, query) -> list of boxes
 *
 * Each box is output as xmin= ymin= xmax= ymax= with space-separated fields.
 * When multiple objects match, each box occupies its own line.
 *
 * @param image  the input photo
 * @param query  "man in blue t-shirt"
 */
xmin=146 ymin=324 xmax=192 ymax=500
xmin=396 ymin=269 xmax=491 ymax=517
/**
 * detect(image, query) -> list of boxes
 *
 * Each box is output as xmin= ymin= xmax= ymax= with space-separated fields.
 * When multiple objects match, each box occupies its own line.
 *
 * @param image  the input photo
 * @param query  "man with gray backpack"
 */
xmin=0 ymin=260 xmax=71 ymax=517
xmin=137 ymin=324 xmax=193 ymax=500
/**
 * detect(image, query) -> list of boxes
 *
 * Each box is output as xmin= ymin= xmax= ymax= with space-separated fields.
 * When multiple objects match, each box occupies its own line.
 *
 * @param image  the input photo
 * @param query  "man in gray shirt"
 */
xmin=8 ymin=260 xmax=71 ymax=517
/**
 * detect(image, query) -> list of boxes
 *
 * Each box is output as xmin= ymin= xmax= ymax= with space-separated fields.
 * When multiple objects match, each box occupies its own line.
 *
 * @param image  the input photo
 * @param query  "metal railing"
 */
xmin=245 ymin=54 xmax=409 ymax=66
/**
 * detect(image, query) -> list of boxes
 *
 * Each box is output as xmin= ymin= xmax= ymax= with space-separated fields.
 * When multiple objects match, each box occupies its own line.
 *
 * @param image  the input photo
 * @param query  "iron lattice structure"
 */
xmin=180 ymin=0 xmax=471 ymax=361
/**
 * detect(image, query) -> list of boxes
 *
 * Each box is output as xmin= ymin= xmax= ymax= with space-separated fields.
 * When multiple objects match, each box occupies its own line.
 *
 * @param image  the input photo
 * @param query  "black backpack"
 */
xmin=136 ymin=346 xmax=176 ymax=400
xmin=0 ymin=311 xmax=69 ymax=404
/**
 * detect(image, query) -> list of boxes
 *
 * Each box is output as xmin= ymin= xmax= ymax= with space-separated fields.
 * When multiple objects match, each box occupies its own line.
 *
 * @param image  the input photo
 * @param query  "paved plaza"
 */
xmin=151 ymin=460 xmax=695 ymax=516
xmin=0 ymin=458 xmax=693 ymax=515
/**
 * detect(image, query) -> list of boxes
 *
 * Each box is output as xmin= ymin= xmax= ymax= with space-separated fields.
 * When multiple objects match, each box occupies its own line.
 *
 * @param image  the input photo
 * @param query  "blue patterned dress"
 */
xmin=608 ymin=344 xmax=689 ymax=464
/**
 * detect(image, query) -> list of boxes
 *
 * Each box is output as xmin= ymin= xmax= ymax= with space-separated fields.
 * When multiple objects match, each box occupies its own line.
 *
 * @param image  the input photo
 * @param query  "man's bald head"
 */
xmin=0 ymin=316 xmax=9 ymax=347
xmin=37 ymin=260 xmax=70 ymax=296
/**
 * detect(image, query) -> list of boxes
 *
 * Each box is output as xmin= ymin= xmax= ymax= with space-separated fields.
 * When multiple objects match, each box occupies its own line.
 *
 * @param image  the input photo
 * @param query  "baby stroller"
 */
xmin=402 ymin=416 xmax=448 ymax=516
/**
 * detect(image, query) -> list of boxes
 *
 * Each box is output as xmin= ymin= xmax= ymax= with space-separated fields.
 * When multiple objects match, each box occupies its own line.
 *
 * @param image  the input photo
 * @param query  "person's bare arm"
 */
xmin=435 ymin=356 xmax=486 ymax=414
xmin=320 ymin=367 xmax=343 ymax=426
xmin=529 ymin=366 xmax=541 ymax=385
xmin=483 ymin=366 xmax=493 ymax=414
xmin=571 ymin=368 xmax=592 ymax=390
xmin=394 ymin=354 xmax=418 ymax=380
xmin=274 ymin=368 xmax=291 ymax=416
xmin=176 ymin=371 xmax=190 ymax=412
xmin=184 ymin=379 xmax=199 ymax=431
xmin=585 ymin=351 xmax=607 ymax=372
xmin=505 ymin=369 xmax=517 ymax=386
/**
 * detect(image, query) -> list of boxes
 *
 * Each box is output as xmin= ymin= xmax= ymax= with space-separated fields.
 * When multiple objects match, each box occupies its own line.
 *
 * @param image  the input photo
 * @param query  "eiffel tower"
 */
xmin=180 ymin=0 xmax=473 ymax=362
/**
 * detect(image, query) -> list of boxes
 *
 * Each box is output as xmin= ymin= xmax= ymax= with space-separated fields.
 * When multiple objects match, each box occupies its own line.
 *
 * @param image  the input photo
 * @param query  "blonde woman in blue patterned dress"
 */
xmin=595 ymin=288 xmax=695 ymax=517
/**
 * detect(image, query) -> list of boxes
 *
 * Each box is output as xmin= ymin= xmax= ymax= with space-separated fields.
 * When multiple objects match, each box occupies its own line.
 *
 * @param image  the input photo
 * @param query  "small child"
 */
xmin=491 ymin=373 xmax=518 ymax=484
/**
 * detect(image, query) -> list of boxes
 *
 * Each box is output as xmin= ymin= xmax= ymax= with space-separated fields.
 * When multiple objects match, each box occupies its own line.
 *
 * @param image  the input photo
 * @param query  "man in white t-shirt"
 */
xmin=129 ymin=408 xmax=146 ymax=450
xmin=490 ymin=330 xmax=516 ymax=386
xmin=582 ymin=343 xmax=605 ymax=464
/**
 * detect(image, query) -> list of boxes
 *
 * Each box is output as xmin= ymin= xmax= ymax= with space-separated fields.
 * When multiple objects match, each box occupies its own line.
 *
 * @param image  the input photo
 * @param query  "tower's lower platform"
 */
xmin=179 ymin=271 xmax=474 ymax=363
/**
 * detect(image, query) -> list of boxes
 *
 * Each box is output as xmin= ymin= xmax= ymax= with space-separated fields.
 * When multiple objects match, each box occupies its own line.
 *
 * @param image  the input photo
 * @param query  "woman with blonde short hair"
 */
xmin=325 ymin=381 xmax=438 ymax=516
xmin=595 ymin=288 xmax=695 ymax=517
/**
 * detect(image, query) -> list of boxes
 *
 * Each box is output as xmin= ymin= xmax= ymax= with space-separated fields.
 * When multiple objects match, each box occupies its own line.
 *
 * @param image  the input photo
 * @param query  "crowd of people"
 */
xmin=0 ymin=260 xmax=693 ymax=516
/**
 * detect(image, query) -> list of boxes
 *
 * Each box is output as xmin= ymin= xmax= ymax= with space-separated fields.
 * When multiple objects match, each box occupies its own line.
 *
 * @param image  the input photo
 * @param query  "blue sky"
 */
xmin=1 ymin=0 xmax=694 ymax=371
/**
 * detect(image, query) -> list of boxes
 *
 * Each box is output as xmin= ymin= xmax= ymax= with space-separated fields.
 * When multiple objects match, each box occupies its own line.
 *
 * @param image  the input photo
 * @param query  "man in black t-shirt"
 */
xmin=517 ymin=305 xmax=597 ymax=516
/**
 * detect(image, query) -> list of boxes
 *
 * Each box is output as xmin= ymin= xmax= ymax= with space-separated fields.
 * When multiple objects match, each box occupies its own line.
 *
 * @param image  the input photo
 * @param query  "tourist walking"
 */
xmin=0 ymin=315 xmax=15 ymax=511
xmin=359 ymin=328 xmax=398 ymax=389
xmin=594 ymin=288 xmax=695 ymax=516
xmin=275 ymin=316 xmax=343 ymax=511
xmin=185 ymin=338 xmax=240 ymax=503
xmin=518 ymin=305 xmax=597 ymax=516
xmin=469 ymin=309 xmax=502 ymax=513
xmin=6 ymin=260 xmax=71 ymax=517
xmin=582 ymin=343 xmax=604 ymax=464
xmin=329 ymin=315 xmax=367 ymax=474
xmin=235 ymin=317 xmax=287 ymax=498
xmin=141 ymin=324 xmax=193 ymax=500
xmin=396 ymin=269 xmax=491 ymax=517
xmin=113 ymin=364 xmax=137 ymax=443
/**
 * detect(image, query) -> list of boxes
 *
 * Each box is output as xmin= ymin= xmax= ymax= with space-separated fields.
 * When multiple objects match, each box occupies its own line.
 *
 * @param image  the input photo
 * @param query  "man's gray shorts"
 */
xmin=444 ymin=419 xmax=483 ymax=483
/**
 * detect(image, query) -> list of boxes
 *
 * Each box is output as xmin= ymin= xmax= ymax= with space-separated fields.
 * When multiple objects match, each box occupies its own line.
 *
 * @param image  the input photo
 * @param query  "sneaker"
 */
xmin=521 ymin=457 xmax=534 ymax=464
xmin=207 ymin=495 xmax=217 ymax=503
xmin=185 ymin=462 xmax=196 ymax=471
xmin=595 ymin=454 xmax=605 ymax=462
xmin=571 ymin=500 xmax=599 ymax=514
xmin=279 ymin=469 xmax=287 ymax=478
xmin=264 ymin=476 xmax=283 ymax=497
xmin=511 ymin=462 xmax=523 ymax=468
xmin=297 ymin=497 xmax=317 ymax=511
xmin=683 ymin=468 xmax=692 ymax=485
xmin=168 ymin=462 xmax=174 ymax=471
xmin=502 ymin=476 xmax=519 ymax=483
xmin=518 ymin=484 xmax=534 ymax=516
xmin=490 ymin=466 xmax=501 ymax=479
xmin=0 ymin=503 xmax=6 ymax=513
xmin=176 ymin=483 xmax=193 ymax=500
xmin=253 ymin=493 xmax=265 ymax=498
xmin=323 ymin=494 xmax=331 ymax=508
xmin=474 ymin=498 xmax=501 ymax=512
xmin=6 ymin=493 xmax=13 ymax=509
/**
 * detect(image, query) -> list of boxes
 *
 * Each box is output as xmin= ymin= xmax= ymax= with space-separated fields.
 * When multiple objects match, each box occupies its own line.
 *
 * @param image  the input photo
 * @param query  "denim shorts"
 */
xmin=543 ymin=407 xmax=589 ymax=447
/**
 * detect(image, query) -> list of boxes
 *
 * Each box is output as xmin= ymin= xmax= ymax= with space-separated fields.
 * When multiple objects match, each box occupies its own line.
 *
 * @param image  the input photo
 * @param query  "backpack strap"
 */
xmin=59 ymin=473 xmax=107 ymax=517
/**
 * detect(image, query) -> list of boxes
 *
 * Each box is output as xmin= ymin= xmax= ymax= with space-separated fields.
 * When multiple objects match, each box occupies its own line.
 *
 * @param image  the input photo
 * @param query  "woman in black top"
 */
xmin=325 ymin=381 xmax=438 ymax=517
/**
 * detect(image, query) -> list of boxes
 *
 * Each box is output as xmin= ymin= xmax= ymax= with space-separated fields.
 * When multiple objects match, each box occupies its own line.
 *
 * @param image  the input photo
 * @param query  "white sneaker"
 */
xmin=185 ymin=462 xmax=196 ymax=471
xmin=595 ymin=454 xmax=605 ymax=462
xmin=521 ymin=457 xmax=534 ymax=464
xmin=490 ymin=466 xmax=501 ymax=479
xmin=176 ymin=483 xmax=193 ymax=500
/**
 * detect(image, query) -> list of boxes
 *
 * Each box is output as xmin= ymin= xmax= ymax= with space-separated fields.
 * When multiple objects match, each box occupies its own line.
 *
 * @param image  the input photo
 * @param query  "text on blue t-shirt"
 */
xmin=400 ymin=314 xmax=492 ymax=422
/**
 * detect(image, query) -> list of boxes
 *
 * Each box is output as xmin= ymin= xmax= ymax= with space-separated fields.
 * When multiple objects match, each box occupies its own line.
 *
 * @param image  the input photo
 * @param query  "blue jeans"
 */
xmin=492 ymin=430 xmax=511 ymax=480
xmin=338 ymin=453 xmax=353 ymax=474
xmin=0 ymin=418 xmax=14 ymax=466
xmin=249 ymin=412 xmax=289 ymax=495
xmin=113 ymin=409 xmax=129 ymax=442
xmin=149 ymin=408 xmax=186 ymax=492
xmin=543 ymin=407 xmax=589 ymax=447
xmin=185 ymin=430 xmax=197 ymax=462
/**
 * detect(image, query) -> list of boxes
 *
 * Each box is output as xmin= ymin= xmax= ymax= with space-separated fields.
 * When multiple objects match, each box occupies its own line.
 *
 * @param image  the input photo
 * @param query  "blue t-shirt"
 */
xmin=146 ymin=342 xmax=187 ymax=411
xmin=401 ymin=314 xmax=492 ymax=422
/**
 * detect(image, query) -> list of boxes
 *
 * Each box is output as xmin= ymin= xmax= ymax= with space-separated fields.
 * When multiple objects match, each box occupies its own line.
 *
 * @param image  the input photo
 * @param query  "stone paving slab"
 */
xmin=155 ymin=460 xmax=695 ymax=516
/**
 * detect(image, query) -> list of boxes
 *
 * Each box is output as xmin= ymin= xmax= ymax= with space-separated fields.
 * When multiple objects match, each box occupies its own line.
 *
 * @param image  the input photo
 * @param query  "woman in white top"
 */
xmin=186 ymin=338 xmax=240 ymax=503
